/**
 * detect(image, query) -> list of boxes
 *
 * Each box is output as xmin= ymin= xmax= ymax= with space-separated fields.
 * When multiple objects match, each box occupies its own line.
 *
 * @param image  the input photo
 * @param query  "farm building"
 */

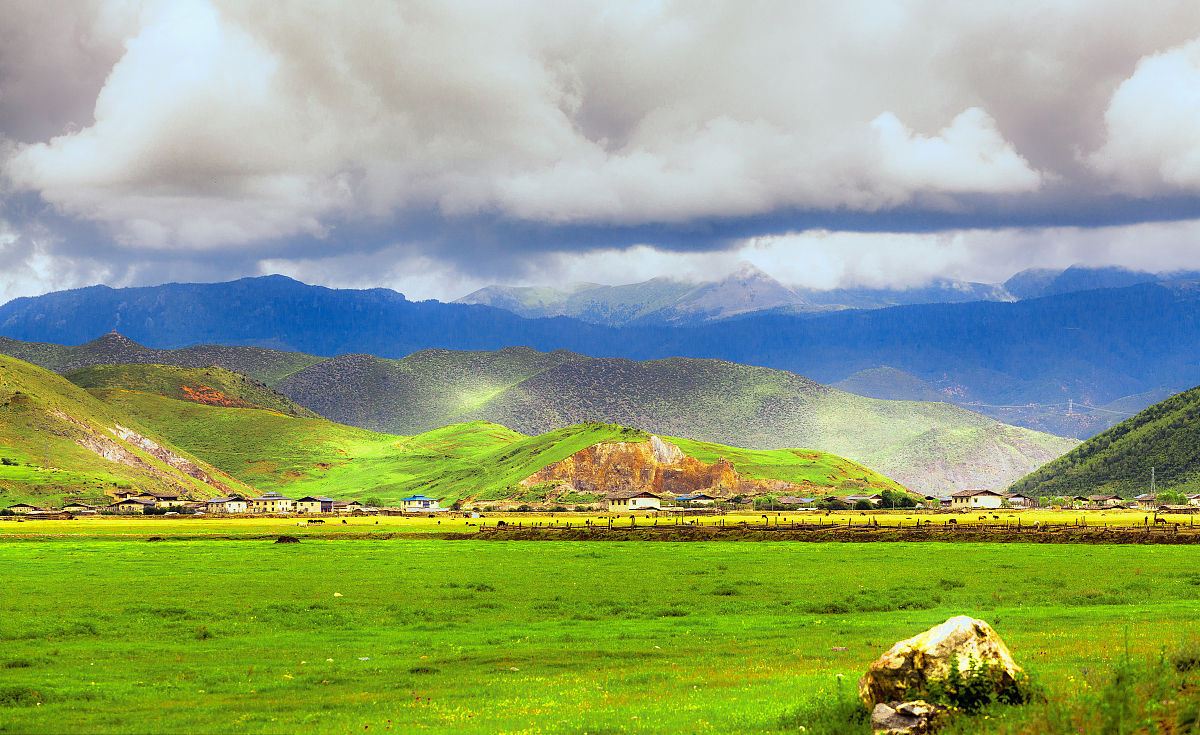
xmin=333 ymin=500 xmax=364 ymax=514
xmin=1004 ymin=493 xmax=1037 ymax=508
xmin=5 ymin=503 xmax=42 ymax=515
xmin=247 ymin=492 xmax=294 ymax=513
xmin=110 ymin=489 xmax=141 ymax=500
xmin=206 ymin=496 xmax=249 ymax=513
xmin=1088 ymin=494 xmax=1123 ymax=508
xmin=400 ymin=495 xmax=444 ymax=513
xmin=109 ymin=498 xmax=155 ymax=514
xmin=950 ymin=489 xmax=1006 ymax=509
xmin=777 ymin=496 xmax=816 ymax=507
xmin=295 ymin=496 xmax=336 ymax=513
xmin=844 ymin=494 xmax=883 ymax=507
xmin=606 ymin=490 xmax=662 ymax=511
xmin=1134 ymin=493 xmax=1158 ymax=510
xmin=136 ymin=490 xmax=186 ymax=508
xmin=675 ymin=492 xmax=719 ymax=505
xmin=1188 ymin=494 xmax=1200 ymax=507
xmin=61 ymin=502 xmax=96 ymax=513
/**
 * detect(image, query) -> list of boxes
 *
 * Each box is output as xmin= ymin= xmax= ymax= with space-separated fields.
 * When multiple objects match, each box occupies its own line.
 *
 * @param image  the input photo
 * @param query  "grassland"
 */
xmin=1 ymin=538 xmax=1199 ymax=733
xmin=74 ymin=373 xmax=907 ymax=504
xmin=0 ymin=355 xmax=254 ymax=507
xmin=69 ymin=364 xmax=317 ymax=417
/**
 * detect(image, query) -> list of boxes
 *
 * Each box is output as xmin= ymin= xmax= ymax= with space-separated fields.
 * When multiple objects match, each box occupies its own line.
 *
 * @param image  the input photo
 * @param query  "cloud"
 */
xmin=2 ymin=1 xmax=1200 ymax=302
xmin=8 ymin=0 xmax=1190 ymax=252
xmin=1088 ymin=37 xmax=1200 ymax=192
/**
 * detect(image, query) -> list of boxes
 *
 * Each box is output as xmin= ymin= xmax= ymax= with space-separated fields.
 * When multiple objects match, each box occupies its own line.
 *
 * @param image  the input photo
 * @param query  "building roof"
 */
xmin=249 ymin=494 xmax=293 ymax=502
xmin=1088 ymin=494 xmax=1122 ymax=501
xmin=295 ymin=496 xmax=335 ymax=503
xmin=7 ymin=503 xmax=41 ymax=509
xmin=401 ymin=495 xmax=440 ymax=502
xmin=676 ymin=493 xmax=718 ymax=500
xmin=950 ymin=489 xmax=1006 ymax=498
xmin=777 ymin=496 xmax=816 ymax=504
xmin=207 ymin=496 xmax=247 ymax=504
xmin=139 ymin=490 xmax=182 ymax=499
xmin=605 ymin=490 xmax=660 ymax=500
xmin=111 ymin=498 xmax=155 ymax=506
xmin=1134 ymin=493 xmax=1157 ymax=501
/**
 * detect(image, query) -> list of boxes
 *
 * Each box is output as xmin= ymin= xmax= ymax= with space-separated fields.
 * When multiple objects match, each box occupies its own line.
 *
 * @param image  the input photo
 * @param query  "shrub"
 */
xmin=777 ymin=676 xmax=870 ymax=734
xmin=925 ymin=656 xmax=1032 ymax=714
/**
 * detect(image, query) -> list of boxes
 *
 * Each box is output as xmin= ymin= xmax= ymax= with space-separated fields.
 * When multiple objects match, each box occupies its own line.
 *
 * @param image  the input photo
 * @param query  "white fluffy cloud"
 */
xmin=12 ymin=0 xmax=1192 ymax=249
xmin=1088 ymin=37 xmax=1200 ymax=192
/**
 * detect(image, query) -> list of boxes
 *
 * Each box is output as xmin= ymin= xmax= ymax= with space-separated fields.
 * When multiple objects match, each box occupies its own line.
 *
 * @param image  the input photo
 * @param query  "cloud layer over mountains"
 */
xmin=2 ymin=0 xmax=1200 ymax=300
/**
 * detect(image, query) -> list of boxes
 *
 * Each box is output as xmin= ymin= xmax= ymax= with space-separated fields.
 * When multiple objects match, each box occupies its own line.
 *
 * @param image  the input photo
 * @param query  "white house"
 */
xmin=295 ymin=496 xmax=335 ymax=513
xmin=5 ymin=503 xmax=42 ymax=515
xmin=1004 ymin=493 xmax=1037 ymax=508
xmin=606 ymin=490 xmax=662 ymax=512
xmin=675 ymin=492 xmax=718 ymax=505
xmin=109 ymin=498 xmax=155 ymax=514
xmin=1088 ymin=494 xmax=1123 ymax=508
xmin=247 ymin=492 xmax=294 ymax=514
xmin=399 ymin=495 xmax=444 ymax=513
xmin=61 ymin=502 xmax=96 ymax=514
xmin=950 ymin=489 xmax=1006 ymax=510
xmin=1187 ymin=494 xmax=1200 ymax=507
xmin=206 ymin=496 xmax=249 ymax=514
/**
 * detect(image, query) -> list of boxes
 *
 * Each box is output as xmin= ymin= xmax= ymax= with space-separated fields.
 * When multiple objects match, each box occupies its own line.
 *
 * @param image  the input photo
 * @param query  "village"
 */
xmin=6 ymin=486 xmax=1200 ymax=520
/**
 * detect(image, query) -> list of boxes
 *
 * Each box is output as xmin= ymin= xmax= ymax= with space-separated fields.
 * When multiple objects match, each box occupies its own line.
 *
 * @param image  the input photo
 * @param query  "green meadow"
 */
xmin=2 ymin=539 xmax=1200 ymax=734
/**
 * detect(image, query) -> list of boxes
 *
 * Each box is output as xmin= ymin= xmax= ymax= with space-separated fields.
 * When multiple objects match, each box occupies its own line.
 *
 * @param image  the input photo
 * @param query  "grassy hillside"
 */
xmin=0 ymin=333 xmax=320 ymax=384
xmin=1010 ymin=384 xmax=1200 ymax=498
xmin=1 ymin=335 xmax=1076 ymax=493
xmin=82 ymin=366 xmax=903 ymax=504
xmin=279 ymin=350 xmax=1074 ymax=494
xmin=0 ymin=356 xmax=254 ymax=506
xmin=69 ymin=364 xmax=317 ymax=417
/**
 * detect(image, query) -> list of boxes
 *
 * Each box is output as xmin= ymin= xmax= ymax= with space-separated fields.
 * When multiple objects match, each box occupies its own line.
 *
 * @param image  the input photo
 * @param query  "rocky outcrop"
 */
xmin=870 ymin=700 xmax=946 ymax=735
xmin=520 ymin=436 xmax=798 ymax=498
xmin=111 ymin=425 xmax=232 ymax=492
xmin=859 ymin=616 xmax=1023 ymax=709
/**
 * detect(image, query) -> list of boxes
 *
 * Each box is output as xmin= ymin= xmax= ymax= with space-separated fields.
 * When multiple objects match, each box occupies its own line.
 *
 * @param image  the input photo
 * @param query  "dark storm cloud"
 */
xmin=2 ymin=0 xmax=1200 ymax=300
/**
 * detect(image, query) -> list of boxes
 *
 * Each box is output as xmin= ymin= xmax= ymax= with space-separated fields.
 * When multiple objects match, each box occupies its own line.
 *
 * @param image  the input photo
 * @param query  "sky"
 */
xmin=2 ymin=0 xmax=1200 ymax=302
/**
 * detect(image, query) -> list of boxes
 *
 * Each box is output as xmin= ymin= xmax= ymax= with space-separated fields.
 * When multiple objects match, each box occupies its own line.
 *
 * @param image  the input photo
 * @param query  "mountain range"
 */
xmin=3 ymin=272 xmax=1200 ymax=439
xmin=0 ymin=333 xmax=1076 ymax=494
xmin=0 ymin=355 xmax=904 ymax=508
xmin=1010 ymin=383 xmax=1200 ymax=498
xmin=456 ymin=263 xmax=1200 ymax=325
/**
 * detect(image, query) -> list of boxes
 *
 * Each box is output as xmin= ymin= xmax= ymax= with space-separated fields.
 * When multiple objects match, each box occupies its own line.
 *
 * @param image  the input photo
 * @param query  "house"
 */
xmin=844 ymin=494 xmax=883 ymax=507
xmin=109 ymin=498 xmax=155 ymax=514
xmin=1004 ymin=493 xmax=1037 ymax=508
xmin=606 ymin=490 xmax=662 ymax=512
xmin=110 ymin=488 xmax=140 ymax=500
xmin=295 ymin=496 xmax=336 ymax=514
xmin=1187 ymin=494 xmax=1200 ymax=507
xmin=675 ymin=492 xmax=718 ymax=505
xmin=247 ymin=492 xmax=294 ymax=514
xmin=61 ymin=502 xmax=96 ymax=514
xmin=333 ymin=500 xmax=364 ymax=514
xmin=4 ymin=503 xmax=42 ymax=515
xmin=950 ymin=489 xmax=1006 ymax=509
xmin=400 ymin=495 xmax=444 ymax=513
xmin=1088 ymin=494 xmax=1123 ymax=508
xmin=1134 ymin=493 xmax=1158 ymax=510
xmin=135 ymin=490 xmax=186 ymax=509
xmin=777 ymin=496 xmax=816 ymax=507
xmin=206 ymin=496 xmax=248 ymax=514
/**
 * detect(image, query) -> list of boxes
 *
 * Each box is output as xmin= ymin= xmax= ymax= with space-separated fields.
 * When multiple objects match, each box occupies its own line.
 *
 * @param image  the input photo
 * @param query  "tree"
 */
xmin=1157 ymin=490 xmax=1187 ymax=506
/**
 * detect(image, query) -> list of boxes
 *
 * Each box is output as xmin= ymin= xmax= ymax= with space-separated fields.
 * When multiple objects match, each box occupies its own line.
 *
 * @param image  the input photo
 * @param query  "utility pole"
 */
xmin=1151 ymin=467 xmax=1156 ymax=497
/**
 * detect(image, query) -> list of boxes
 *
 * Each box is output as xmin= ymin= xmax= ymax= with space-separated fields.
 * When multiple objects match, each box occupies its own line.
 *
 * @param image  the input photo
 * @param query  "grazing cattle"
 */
xmin=1155 ymin=517 xmax=1168 ymax=526
xmin=309 ymin=519 xmax=324 ymax=525
xmin=948 ymin=519 xmax=958 ymax=525
xmin=992 ymin=514 xmax=1001 ymax=519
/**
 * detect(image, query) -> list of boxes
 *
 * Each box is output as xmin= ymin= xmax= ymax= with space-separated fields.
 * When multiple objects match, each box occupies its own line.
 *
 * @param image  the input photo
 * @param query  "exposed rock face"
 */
xmin=112 ymin=425 xmax=232 ymax=491
xmin=520 ymin=436 xmax=797 ymax=497
xmin=859 ymin=616 xmax=1023 ymax=708
xmin=871 ymin=700 xmax=946 ymax=735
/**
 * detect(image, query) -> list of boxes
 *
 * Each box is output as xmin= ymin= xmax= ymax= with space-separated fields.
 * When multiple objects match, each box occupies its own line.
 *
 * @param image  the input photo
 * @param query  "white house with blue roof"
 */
xmin=401 ymin=494 xmax=445 ymax=513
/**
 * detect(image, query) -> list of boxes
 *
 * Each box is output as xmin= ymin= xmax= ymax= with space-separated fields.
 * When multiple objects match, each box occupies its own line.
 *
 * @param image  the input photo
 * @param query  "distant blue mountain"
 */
xmin=4 ymin=274 xmax=1200 ymax=438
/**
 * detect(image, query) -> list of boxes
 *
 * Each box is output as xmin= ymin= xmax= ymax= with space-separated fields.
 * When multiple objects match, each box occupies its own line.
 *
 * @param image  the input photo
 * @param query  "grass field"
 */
xmin=2 ymin=538 xmax=1199 ymax=734
xmin=2 ymin=509 xmax=1197 ymax=542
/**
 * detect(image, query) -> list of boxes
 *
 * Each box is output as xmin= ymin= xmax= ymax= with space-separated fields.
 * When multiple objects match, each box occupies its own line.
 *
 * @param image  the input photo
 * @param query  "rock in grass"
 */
xmin=871 ymin=700 xmax=946 ymax=734
xmin=859 ymin=616 xmax=1022 ymax=708
xmin=274 ymin=535 xmax=300 ymax=544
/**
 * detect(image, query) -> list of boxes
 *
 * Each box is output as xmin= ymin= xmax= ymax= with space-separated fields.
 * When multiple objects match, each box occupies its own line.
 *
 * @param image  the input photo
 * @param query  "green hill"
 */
xmin=0 ymin=333 xmax=320 ymax=384
xmin=277 ymin=349 xmax=1075 ymax=494
xmin=0 ymin=355 xmax=255 ymax=507
xmin=77 ymin=365 xmax=904 ymax=505
xmin=0 ymin=335 xmax=1076 ymax=494
xmin=69 ymin=364 xmax=317 ymax=418
xmin=1009 ymin=385 xmax=1200 ymax=498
